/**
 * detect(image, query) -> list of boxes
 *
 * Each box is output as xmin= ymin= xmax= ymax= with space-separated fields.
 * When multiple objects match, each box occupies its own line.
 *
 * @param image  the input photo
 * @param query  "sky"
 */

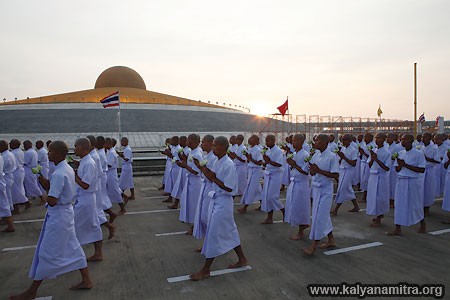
xmin=1 ymin=0 xmax=449 ymax=120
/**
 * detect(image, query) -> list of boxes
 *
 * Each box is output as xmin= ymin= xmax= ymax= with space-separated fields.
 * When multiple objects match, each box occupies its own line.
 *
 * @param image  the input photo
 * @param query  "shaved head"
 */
xmin=75 ymin=138 xmax=90 ymax=151
xmin=203 ymin=135 xmax=214 ymax=143
xmin=10 ymin=139 xmax=21 ymax=149
xmin=86 ymin=135 xmax=96 ymax=150
xmin=0 ymin=140 xmax=8 ymax=152
xmin=50 ymin=141 xmax=69 ymax=157
xmin=188 ymin=133 xmax=200 ymax=143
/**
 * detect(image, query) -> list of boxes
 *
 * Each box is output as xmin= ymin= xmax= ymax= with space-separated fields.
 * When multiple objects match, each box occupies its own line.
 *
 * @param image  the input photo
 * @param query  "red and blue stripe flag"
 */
xmin=418 ymin=113 xmax=425 ymax=123
xmin=100 ymin=91 xmax=120 ymax=108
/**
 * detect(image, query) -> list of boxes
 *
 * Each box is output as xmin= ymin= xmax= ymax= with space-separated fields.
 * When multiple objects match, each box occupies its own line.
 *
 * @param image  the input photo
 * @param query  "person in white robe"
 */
xmin=388 ymin=134 xmax=426 ymax=236
xmin=73 ymin=138 xmax=104 ymax=261
xmin=331 ymin=134 xmax=359 ymax=215
xmin=118 ymin=137 xmax=135 ymax=199
xmin=162 ymin=136 xmax=181 ymax=206
xmin=193 ymin=135 xmax=217 ymax=240
xmin=280 ymin=136 xmax=293 ymax=191
xmin=421 ymin=133 xmax=440 ymax=216
xmin=285 ymin=134 xmax=311 ymax=240
xmin=302 ymin=134 xmax=339 ymax=255
xmin=358 ymin=133 xmax=375 ymax=203
xmin=179 ymin=134 xmax=204 ymax=234
xmin=87 ymin=135 xmax=115 ymax=240
xmin=0 ymin=152 xmax=15 ymax=232
xmin=158 ymin=138 xmax=171 ymax=191
xmin=327 ymin=135 xmax=338 ymax=152
xmin=1 ymin=140 xmax=17 ymax=212
xmin=366 ymin=133 xmax=391 ymax=227
xmin=169 ymin=136 xmax=190 ymax=209
xmin=229 ymin=134 xmax=248 ymax=197
xmin=413 ymin=134 xmax=424 ymax=147
xmin=96 ymin=136 xmax=117 ymax=223
xmin=435 ymin=134 xmax=449 ymax=197
xmin=9 ymin=141 xmax=93 ymax=300
xmin=36 ymin=140 xmax=49 ymax=195
xmin=386 ymin=133 xmax=399 ymax=208
xmin=189 ymin=136 xmax=247 ymax=281
xmin=9 ymin=139 xmax=30 ymax=212
xmin=441 ymin=150 xmax=450 ymax=222
xmin=23 ymin=140 xmax=45 ymax=204
xmin=105 ymin=138 xmax=126 ymax=214
xmin=260 ymin=135 xmax=285 ymax=224
xmin=354 ymin=135 xmax=364 ymax=186
xmin=238 ymin=135 xmax=263 ymax=213
xmin=46 ymin=140 xmax=56 ymax=179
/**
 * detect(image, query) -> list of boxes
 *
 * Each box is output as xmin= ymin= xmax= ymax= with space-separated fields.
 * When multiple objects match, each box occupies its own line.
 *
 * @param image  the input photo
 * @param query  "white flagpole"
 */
xmin=118 ymin=90 xmax=122 ymax=141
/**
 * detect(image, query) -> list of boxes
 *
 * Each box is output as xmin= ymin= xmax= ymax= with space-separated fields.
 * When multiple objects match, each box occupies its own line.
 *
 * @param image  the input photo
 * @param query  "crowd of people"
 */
xmin=2 ymin=130 xmax=450 ymax=298
xmin=1 ymin=136 xmax=134 ymax=299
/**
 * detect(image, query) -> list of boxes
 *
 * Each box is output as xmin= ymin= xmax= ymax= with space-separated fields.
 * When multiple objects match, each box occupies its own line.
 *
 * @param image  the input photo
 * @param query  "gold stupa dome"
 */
xmin=94 ymin=66 xmax=146 ymax=90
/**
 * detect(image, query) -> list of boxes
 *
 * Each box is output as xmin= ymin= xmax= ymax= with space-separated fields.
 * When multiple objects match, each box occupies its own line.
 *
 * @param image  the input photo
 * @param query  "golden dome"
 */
xmin=94 ymin=66 xmax=146 ymax=90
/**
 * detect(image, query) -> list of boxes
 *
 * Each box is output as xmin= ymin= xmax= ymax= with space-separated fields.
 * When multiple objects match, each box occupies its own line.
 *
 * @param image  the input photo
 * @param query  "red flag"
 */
xmin=277 ymin=98 xmax=289 ymax=116
xmin=436 ymin=117 xmax=439 ymax=126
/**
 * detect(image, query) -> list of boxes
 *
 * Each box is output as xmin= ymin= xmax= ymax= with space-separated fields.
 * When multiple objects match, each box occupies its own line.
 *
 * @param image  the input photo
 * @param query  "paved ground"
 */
xmin=1 ymin=176 xmax=449 ymax=300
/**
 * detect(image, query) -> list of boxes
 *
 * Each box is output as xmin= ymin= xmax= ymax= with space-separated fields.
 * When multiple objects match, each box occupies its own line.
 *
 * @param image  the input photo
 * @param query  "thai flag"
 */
xmin=100 ymin=91 xmax=120 ymax=108
xmin=418 ymin=113 xmax=425 ymax=123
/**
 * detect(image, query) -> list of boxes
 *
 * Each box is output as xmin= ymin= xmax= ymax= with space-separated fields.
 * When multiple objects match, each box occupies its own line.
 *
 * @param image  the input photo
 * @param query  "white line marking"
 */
xmin=155 ymin=231 xmax=188 ymax=237
xmin=428 ymin=228 xmax=450 ymax=236
xmin=141 ymin=187 xmax=159 ymax=191
xmin=35 ymin=297 xmax=52 ymax=300
xmin=3 ymin=245 xmax=37 ymax=252
xmin=273 ymin=220 xmax=283 ymax=223
xmin=323 ymin=242 xmax=383 ymax=255
xmin=125 ymin=209 xmax=179 ymax=215
xmin=167 ymin=266 xmax=251 ymax=283
xmin=359 ymin=209 xmax=367 ymax=212
xmin=142 ymin=196 xmax=167 ymax=199
xmin=14 ymin=219 xmax=44 ymax=224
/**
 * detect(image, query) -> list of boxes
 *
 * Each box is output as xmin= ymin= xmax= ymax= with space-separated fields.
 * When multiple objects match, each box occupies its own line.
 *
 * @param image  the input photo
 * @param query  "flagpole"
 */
xmin=414 ymin=63 xmax=417 ymax=138
xmin=118 ymin=90 xmax=122 ymax=141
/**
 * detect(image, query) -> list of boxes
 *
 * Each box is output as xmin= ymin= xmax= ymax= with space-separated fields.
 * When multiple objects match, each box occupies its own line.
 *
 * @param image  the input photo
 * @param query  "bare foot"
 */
xmin=158 ymin=186 xmax=164 ymax=190
xmin=185 ymin=228 xmax=193 ymax=235
xmin=8 ymin=289 xmax=36 ymax=300
xmin=417 ymin=224 xmax=426 ymax=234
xmin=107 ymin=223 xmax=116 ymax=240
xmin=348 ymin=208 xmax=359 ymax=212
xmin=163 ymin=192 xmax=170 ymax=196
xmin=109 ymin=213 xmax=117 ymax=224
xmin=162 ymin=198 xmax=173 ymax=203
xmin=301 ymin=247 xmax=316 ymax=255
xmin=330 ymin=210 xmax=337 ymax=215
xmin=289 ymin=233 xmax=304 ymax=240
xmin=69 ymin=280 xmax=93 ymax=290
xmin=1 ymin=226 xmax=15 ymax=233
xmin=129 ymin=196 xmax=135 ymax=200
xmin=167 ymin=203 xmax=178 ymax=209
xmin=87 ymin=255 xmax=103 ymax=262
xmin=228 ymin=259 xmax=248 ymax=269
xmin=194 ymin=248 xmax=202 ymax=252
xmin=319 ymin=241 xmax=336 ymax=249
xmin=387 ymin=229 xmax=402 ymax=236
xmin=189 ymin=270 xmax=210 ymax=281
xmin=260 ymin=219 xmax=273 ymax=224
xmin=117 ymin=209 xmax=126 ymax=216
xmin=237 ymin=207 xmax=247 ymax=213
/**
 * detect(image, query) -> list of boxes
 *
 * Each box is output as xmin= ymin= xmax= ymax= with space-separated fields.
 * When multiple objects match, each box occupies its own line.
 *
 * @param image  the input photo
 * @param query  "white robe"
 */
xmin=351 ymin=142 xmax=360 ymax=185
xmin=241 ymin=145 xmax=263 ymax=205
xmin=261 ymin=146 xmax=284 ymax=212
xmin=201 ymin=155 xmax=240 ymax=258
xmin=359 ymin=141 xmax=375 ymax=191
xmin=436 ymin=144 xmax=449 ymax=196
xmin=171 ymin=147 xmax=191 ymax=199
xmin=193 ymin=151 xmax=218 ymax=239
xmin=309 ymin=148 xmax=339 ymax=240
xmin=393 ymin=148 xmax=426 ymax=226
xmin=24 ymin=148 xmax=42 ymax=198
xmin=74 ymin=154 xmax=102 ymax=245
xmin=179 ymin=147 xmax=204 ymax=224
xmin=11 ymin=148 xmax=28 ymax=204
xmin=421 ymin=144 xmax=439 ymax=207
xmin=29 ymin=160 xmax=87 ymax=280
xmin=90 ymin=149 xmax=108 ymax=225
xmin=163 ymin=145 xmax=178 ymax=194
xmin=441 ymin=155 xmax=450 ymax=211
xmin=233 ymin=143 xmax=248 ymax=196
xmin=2 ymin=150 xmax=17 ymax=210
xmin=387 ymin=142 xmax=399 ymax=200
xmin=366 ymin=146 xmax=391 ymax=216
xmin=119 ymin=145 xmax=134 ymax=190
xmin=37 ymin=147 xmax=50 ymax=194
xmin=106 ymin=148 xmax=123 ymax=204
xmin=98 ymin=148 xmax=113 ymax=210
xmin=284 ymin=149 xmax=310 ymax=226
xmin=334 ymin=146 xmax=357 ymax=204
xmin=0 ymin=156 xmax=11 ymax=217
